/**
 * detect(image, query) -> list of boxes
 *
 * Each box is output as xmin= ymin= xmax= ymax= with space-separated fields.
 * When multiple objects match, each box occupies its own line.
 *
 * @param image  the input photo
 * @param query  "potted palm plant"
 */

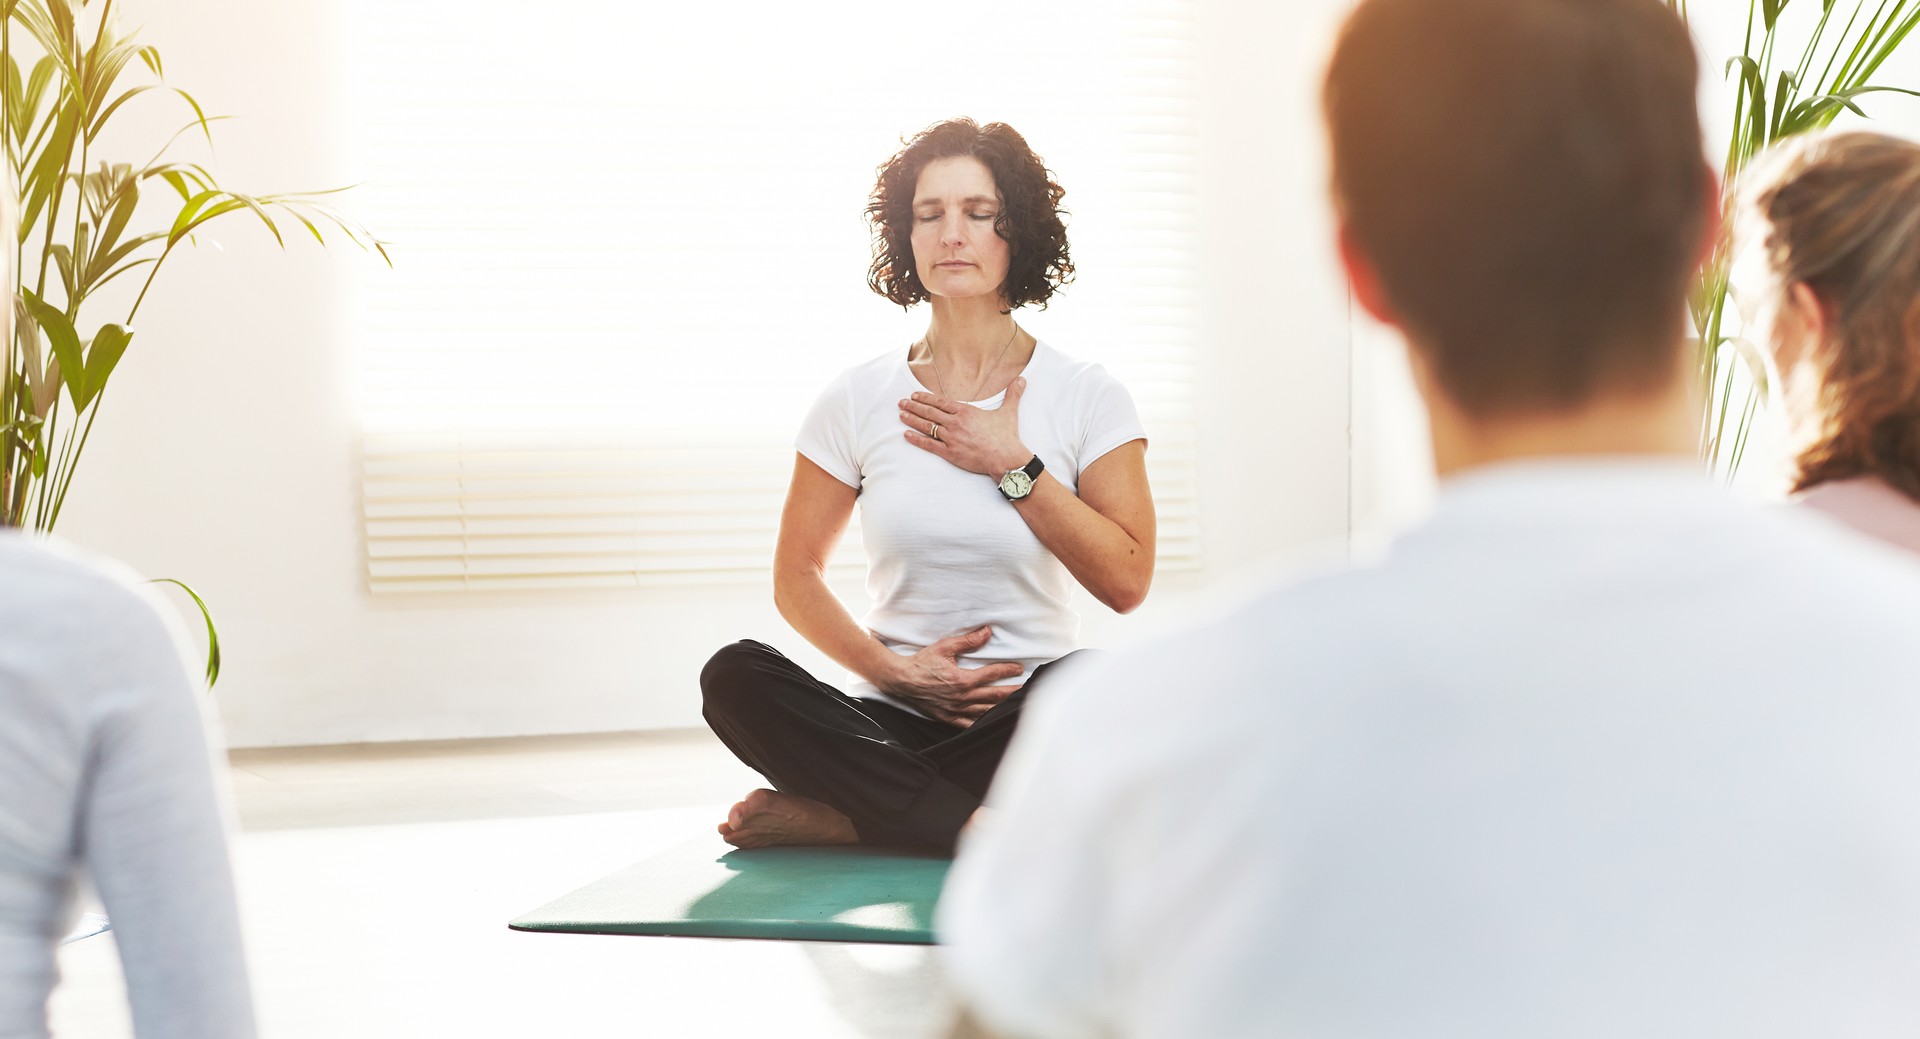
xmin=0 ymin=0 xmax=386 ymax=682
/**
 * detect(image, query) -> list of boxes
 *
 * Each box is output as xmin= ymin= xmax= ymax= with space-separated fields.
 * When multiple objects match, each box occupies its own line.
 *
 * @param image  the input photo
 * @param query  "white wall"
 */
xmin=1190 ymin=0 xmax=1358 ymax=584
xmin=55 ymin=0 xmax=1358 ymax=747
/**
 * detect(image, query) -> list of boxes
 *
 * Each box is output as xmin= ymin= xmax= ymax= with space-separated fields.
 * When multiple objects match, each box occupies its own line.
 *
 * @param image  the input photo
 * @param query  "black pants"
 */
xmin=700 ymin=639 xmax=1094 ymax=851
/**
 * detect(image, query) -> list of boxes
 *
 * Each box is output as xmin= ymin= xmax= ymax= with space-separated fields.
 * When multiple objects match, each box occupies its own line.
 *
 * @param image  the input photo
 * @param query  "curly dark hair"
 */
xmin=865 ymin=118 xmax=1073 ymax=310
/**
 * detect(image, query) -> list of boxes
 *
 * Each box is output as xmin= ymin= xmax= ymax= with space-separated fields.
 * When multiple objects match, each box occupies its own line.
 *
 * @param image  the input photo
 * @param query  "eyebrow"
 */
xmin=912 ymin=195 xmax=1000 ymax=209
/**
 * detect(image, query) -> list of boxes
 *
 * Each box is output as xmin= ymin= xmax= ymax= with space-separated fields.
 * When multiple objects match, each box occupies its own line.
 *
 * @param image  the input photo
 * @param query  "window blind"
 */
xmin=346 ymin=0 xmax=1202 ymax=593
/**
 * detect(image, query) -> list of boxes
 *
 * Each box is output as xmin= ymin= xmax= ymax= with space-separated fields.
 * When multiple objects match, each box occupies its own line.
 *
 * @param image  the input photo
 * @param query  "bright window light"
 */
xmin=344 ymin=0 xmax=1202 ymax=589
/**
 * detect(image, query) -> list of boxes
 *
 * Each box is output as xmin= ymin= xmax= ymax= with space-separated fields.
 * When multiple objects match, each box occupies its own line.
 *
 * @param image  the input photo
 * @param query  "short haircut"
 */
xmin=865 ymin=118 xmax=1074 ymax=311
xmin=1735 ymin=131 xmax=1920 ymax=503
xmin=1324 ymin=0 xmax=1707 ymax=415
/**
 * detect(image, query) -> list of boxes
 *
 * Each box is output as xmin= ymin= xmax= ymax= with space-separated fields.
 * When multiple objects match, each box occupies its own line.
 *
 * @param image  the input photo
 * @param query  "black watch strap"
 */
xmin=999 ymin=455 xmax=1045 ymax=500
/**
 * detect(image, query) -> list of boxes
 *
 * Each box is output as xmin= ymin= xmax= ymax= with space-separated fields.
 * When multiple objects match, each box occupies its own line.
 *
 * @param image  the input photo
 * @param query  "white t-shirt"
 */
xmin=795 ymin=341 xmax=1145 ymax=713
xmin=941 ymin=459 xmax=1920 ymax=1039
xmin=0 ymin=534 xmax=254 ymax=1039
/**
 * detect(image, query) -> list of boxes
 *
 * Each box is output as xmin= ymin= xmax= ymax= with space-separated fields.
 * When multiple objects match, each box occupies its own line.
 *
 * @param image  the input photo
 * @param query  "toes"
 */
xmin=729 ymin=789 xmax=779 ymax=828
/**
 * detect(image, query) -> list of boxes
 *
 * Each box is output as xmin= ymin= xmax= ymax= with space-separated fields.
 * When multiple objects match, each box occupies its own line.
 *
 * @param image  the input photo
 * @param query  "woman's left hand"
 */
xmin=899 ymin=378 xmax=1032 ymax=477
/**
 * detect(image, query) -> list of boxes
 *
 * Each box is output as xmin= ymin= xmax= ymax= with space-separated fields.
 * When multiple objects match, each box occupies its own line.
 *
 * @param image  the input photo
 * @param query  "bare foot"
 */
xmin=717 ymin=788 xmax=860 ymax=849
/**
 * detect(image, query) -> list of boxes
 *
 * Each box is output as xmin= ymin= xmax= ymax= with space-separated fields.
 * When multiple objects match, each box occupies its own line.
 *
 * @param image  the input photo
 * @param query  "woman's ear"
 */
xmin=1789 ymin=282 xmax=1826 ymax=334
xmin=1777 ymin=281 xmax=1827 ymax=375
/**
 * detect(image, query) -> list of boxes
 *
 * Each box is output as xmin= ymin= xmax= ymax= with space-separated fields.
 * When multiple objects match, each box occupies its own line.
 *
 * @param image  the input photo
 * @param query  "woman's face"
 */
xmin=910 ymin=155 xmax=1012 ymax=304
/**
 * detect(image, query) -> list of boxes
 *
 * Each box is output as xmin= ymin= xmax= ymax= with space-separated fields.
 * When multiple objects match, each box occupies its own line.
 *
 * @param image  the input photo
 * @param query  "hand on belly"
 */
xmin=875 ymin=624 xmax=1024 ymax=728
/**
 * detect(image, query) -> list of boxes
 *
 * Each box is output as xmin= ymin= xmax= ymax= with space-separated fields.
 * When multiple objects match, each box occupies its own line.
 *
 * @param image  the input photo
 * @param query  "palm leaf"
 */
xmin=19 ymin=100 xmax=78 ymax=242
xmin=90 ymin=255 xmax=155 ymax=293
xmin=147 ymin=577 xmax=221 ymax=687
xmin=47 ymin=243 xmax=73 ymax=300
xmin=19 ymin=288 xmax=86 ymax=409
xmin=80 ymin=324 xmax=132 ymax=410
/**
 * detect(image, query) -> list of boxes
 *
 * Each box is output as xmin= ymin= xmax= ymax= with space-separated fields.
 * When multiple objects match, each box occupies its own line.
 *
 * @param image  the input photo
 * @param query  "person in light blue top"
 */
xmin=0 ymin=534 xmax=254 ymax=1039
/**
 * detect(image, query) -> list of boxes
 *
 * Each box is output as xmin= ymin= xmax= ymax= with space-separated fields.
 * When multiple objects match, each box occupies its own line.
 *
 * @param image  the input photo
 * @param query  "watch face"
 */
xmin=1000 ymin=469 xmax=1035 ymax=499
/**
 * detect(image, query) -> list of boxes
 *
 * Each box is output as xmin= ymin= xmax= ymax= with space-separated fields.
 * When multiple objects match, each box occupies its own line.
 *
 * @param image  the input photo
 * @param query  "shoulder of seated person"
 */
xmin=0 ymin=534 xmax=174 ymax=640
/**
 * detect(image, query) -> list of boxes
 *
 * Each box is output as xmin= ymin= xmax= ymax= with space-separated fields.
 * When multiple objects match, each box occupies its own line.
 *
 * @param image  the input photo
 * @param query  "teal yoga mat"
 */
xmin=509 ymin=837 xmax=952 ymax=945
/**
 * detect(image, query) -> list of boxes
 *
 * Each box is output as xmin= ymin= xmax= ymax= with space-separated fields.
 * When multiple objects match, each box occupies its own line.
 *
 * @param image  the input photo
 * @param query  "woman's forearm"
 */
xmin=1010 ymin=474 xmax=1153 ymax=613
xmin=773 ymin=562 xmax=903 ymax=687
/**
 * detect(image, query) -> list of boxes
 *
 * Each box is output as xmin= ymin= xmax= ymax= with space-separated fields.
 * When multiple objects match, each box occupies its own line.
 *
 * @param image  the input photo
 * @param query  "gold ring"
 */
xmin=930 ymin=422 xmax=942 ymax=441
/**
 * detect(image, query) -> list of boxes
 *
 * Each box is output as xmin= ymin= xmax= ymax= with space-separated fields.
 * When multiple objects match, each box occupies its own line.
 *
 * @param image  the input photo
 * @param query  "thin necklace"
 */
xmin=925 ymin=322 xmax=1020 ymax=403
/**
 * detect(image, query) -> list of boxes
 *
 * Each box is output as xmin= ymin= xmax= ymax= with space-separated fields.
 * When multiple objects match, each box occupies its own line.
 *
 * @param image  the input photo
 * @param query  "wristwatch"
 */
xmin=998 ymin=455 xmax=1045 ymax=501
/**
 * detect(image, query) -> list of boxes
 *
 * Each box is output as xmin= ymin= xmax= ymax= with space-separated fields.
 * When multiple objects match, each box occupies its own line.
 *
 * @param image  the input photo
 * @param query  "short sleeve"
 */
xmin=1076 ymin=365 xmax=1148 ymax=471
xmin=937 ymin=655 xmax=1120 ymax=1039
xmin=794 ymin=370 xmax=861 ymax=489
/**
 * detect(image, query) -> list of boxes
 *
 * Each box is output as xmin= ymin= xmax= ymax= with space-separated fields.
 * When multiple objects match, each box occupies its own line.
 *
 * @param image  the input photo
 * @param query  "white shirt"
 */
xmin=0 ymin=534 xmax=254 ymax=1039
xmin=796 ymin=341 xmax=1145 ymax=714
xmin=940 ymin=459 xmax=1920 ymax=1039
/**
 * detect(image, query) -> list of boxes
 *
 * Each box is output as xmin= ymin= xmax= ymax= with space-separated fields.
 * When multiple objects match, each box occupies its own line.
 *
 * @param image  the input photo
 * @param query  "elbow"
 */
xmin=771 ymin=562 xmax=810 ymax=622
xmin=1097 ymin=570 xmax=1153 ymax=615
xmin=771 ymin=545 xmax=835 ymax=624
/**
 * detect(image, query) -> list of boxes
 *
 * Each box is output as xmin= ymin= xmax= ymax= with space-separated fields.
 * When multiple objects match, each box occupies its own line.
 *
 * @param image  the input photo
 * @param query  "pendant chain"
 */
xmin=924 ymin=321 xmax=1020 ymax=403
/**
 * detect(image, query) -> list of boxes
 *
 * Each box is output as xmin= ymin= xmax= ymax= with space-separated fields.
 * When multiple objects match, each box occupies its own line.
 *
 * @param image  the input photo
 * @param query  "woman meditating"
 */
xmin=1736 ymin=130 xmax=1920 ymax=555
xmin=700 ymin=117 xmax=1155 ymax=851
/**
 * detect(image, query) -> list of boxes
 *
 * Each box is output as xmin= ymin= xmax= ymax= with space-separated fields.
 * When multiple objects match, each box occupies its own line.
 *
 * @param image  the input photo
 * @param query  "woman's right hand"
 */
xmin=876 ymin=625 xmax=1025 ymax=728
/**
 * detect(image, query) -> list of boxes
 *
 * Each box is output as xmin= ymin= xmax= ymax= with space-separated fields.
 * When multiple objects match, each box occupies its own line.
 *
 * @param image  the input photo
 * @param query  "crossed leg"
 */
xmin=699 ymin=640 xmax=1079 ymax=851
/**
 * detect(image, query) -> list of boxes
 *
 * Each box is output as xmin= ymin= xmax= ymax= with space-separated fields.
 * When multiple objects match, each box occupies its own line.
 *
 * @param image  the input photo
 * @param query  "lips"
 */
xmin=936 ymin=261 xmax=974 ymax=268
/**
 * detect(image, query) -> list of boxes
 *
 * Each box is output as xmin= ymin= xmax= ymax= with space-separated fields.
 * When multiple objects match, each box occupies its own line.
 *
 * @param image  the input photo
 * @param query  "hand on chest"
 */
xmin=858 ymin=389 xmax=1077 ymax=498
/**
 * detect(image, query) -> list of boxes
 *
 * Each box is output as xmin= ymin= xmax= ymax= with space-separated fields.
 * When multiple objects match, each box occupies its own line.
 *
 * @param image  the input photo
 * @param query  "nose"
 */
xmin=940 ymin=212 xmax=967 ymax=247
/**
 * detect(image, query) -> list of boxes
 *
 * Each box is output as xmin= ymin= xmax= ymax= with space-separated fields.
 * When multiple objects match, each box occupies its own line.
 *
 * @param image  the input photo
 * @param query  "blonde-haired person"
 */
xmin=1736 ymin=129 xmax=1920 ymax=554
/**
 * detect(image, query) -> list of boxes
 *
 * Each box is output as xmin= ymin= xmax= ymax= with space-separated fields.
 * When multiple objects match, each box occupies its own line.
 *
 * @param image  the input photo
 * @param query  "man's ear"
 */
xmin=1339 ymin=224 xmax=1399 ymax=329
xmin=1339 ymin=223 xmax=1448 ymax=421
xmin=1694 ymin=162 xmax=1724 ymax=272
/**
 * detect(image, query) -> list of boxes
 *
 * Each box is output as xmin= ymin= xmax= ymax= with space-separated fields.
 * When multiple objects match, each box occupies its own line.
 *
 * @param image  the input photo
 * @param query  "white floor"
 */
xmin=50 ymin=731 xmax=963 ymax=1038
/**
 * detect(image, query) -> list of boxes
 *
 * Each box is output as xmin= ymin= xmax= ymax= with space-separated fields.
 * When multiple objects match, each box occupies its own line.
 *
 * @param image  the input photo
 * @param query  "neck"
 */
xmin=1426 ymin=377 xmax=1700 ymax=479
xmin=925 ymin=296 xmax=1018 ymax=363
